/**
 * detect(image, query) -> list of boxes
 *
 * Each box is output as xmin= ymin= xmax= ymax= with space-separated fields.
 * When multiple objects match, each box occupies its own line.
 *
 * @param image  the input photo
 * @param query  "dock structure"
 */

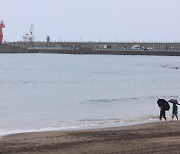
xmin=1 ymin=41 xmax=180 ymax=56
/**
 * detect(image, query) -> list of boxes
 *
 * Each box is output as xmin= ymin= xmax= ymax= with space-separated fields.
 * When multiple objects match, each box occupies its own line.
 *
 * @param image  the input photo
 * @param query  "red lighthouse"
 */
xmin=0 ymin=21 xmax=5 ymax=43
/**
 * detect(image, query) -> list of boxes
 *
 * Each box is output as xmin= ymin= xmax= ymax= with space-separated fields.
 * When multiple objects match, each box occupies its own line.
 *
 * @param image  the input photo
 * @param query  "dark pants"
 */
xmin=160 ymin=109 xmax=166 ymax=120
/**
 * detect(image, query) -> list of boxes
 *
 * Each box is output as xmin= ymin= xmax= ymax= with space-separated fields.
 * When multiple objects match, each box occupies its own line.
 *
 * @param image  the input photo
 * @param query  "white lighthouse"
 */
xmin=23 ymin=24 xmax=35 ymax=42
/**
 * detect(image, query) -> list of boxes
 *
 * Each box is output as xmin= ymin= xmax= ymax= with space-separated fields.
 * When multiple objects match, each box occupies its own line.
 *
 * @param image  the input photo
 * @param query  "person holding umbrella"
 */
xmin=168 ymin=99 xmax=179 ymax=121
xmin=157 ymin=99 xmax=170 ymax=121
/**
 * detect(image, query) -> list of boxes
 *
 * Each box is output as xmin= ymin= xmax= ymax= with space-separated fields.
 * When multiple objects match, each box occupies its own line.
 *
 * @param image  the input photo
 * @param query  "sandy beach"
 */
xmin=0 ymin=121 xmax=180 ymax=154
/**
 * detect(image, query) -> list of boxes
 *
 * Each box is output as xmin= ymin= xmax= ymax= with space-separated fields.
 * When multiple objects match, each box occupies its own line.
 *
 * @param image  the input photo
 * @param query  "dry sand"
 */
xmin=1 ymin=121 xmax=180 ymax=154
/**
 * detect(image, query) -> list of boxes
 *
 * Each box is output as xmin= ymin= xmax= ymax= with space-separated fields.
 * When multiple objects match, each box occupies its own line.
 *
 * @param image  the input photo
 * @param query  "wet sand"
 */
xmin=1 ymin=121 xmax=180 ymax=154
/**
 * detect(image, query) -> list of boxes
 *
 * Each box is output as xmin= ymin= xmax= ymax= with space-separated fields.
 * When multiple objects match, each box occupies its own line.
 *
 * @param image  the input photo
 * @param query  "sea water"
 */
xmin=0 ymin=53 xmax=180 ymax=136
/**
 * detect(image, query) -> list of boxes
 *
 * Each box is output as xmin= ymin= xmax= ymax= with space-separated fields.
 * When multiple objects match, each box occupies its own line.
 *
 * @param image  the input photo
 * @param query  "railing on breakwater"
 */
xmin=27 ymin=46 xmax=72 ymax=50
xmin=94 ymin=48 xmax=180 ymax=52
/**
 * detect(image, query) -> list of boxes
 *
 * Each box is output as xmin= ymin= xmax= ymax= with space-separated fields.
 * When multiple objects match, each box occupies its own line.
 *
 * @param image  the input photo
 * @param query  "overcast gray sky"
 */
xmin=1 ymin=0 xmax=180 ymax=42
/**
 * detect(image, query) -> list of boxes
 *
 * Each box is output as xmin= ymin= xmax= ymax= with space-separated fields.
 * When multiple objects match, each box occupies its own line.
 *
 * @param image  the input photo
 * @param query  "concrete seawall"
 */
xmin=1 ymin=42 xmax=180 ymax=56
xmin=28 ymin=48 xmax=180 ymax=56
xmin=0 ymin=44 xmax=35 ymax=53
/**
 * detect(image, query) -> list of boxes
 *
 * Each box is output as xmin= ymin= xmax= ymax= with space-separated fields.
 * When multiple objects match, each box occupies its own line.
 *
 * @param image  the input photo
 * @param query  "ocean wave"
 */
xmin=81 ymin=96 xmax=180 ymax=105
xmin=162 ymin=65 xmax=180 ymax=70
xmin=83 ymin=99 xmax=119 ymax=104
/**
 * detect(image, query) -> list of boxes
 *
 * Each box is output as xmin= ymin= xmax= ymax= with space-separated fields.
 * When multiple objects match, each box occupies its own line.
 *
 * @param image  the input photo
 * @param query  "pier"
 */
xmin=1 ymin=41 xmax=180 ymax=56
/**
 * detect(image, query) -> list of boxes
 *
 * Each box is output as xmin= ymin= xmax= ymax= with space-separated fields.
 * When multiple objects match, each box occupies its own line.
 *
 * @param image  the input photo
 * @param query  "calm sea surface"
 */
xmin=0 ymin=54 xmax=180 ymax=136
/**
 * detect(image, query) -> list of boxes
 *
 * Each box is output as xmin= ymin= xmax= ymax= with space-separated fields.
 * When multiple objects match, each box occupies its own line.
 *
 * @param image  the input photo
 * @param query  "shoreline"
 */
xmin=0 ymin=118 xmax=158 ymax=138
xmin=1 ymin=121 xmax=180 ymax=154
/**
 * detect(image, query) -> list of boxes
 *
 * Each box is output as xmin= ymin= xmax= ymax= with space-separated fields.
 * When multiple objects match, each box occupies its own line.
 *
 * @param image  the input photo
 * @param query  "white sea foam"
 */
xmin=0 ymin=116 xmax=158 ymax=137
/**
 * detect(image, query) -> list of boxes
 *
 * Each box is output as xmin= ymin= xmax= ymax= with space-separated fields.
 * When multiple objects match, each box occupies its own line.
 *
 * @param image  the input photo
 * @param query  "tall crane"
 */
xmin=0 ymin=21 xmax=5 ymax=43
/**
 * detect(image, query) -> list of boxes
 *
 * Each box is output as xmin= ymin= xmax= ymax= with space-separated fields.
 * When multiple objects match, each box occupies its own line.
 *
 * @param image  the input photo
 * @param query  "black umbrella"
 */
xmin=168 ymin=99 xmax=179 ymax=105
xmin=157 ymin=99 xmax=170 ymax=111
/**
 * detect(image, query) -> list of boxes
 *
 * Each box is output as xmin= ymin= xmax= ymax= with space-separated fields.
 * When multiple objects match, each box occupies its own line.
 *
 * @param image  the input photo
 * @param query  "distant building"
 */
xmin=23 ymin=24 xmax=35 ymax=42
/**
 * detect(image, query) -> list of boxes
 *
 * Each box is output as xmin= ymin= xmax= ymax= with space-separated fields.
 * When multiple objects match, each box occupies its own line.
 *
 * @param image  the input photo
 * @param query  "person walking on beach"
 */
xmin=159 ymin=106 xmax=167 ymax=121
xmin=157 ymin=99 xmax=169 ymax=121
xmin=172 ymin=103 xmax=178 ymax=120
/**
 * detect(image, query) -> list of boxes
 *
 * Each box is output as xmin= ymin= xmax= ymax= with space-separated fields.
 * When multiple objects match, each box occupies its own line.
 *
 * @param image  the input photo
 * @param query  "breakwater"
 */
xmin=0 ymin=44 xmax=30 ymax=53
xmin=1 ymin=41 xmax=180 ymax=56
